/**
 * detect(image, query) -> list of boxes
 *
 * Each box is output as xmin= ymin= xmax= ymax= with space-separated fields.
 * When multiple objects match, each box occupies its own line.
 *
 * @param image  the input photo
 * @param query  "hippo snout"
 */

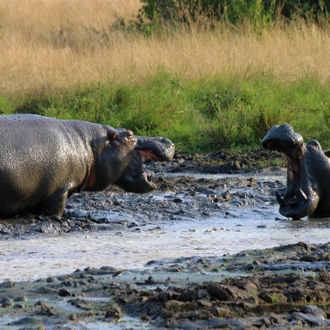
xmin=262 ymin=123 xmax=330 ymax=219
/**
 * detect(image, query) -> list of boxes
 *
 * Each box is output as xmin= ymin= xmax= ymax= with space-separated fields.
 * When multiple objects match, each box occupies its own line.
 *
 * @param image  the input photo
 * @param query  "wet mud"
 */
xmin=0 ymin=149 xmax=283 ymax=237
xmin=1 ymin=149 xmax=330 ymax=329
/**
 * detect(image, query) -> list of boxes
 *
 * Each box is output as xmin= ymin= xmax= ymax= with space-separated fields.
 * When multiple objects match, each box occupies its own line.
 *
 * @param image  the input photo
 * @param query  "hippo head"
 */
xmin=92 ymin=128 xmax=175 ymax=194
xmin=262 ymin=124 xmax=330 ymax=219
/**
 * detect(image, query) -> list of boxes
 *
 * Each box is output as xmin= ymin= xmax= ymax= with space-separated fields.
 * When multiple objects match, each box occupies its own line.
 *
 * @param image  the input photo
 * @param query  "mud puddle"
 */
xmin=1 ymin=169 xmax=330 ymax=283
xmin=1 ymin=210 xmax=330 ymax=283
xmin=1 ymin=151 xmax=330 ymax=329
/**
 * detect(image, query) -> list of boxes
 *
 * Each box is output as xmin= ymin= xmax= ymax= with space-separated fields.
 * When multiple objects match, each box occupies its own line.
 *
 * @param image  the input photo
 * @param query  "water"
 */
xmin=1 ymin=210 xmax=329 ymax=282
xmin=1 ymin=170 xmax=329 ymax=330
xmin=0 ymin=170 xmax=329 ymax=283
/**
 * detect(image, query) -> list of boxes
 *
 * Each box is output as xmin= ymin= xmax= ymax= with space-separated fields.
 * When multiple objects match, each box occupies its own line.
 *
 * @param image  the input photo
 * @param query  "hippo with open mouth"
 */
xmin=0 ymin=114 xmax=175 ymax=219
xmin=262 ymin=123 xmax=330 ymax=220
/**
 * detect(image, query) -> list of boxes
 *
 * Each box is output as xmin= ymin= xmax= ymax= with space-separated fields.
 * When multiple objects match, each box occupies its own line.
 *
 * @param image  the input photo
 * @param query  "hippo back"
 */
xmin=0 ymin=114 xmax=102 ymax=217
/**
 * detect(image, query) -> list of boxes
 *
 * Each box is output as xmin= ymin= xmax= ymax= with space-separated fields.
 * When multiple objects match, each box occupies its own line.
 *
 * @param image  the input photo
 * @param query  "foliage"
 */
xmin=138 ymin=0 xmax=330 ymax=26
xmin=0 ymin=97 xmax=14 ymax=115
xmin=3 ymin=0 xmax=330 ymax=155
xmin=12 ymin=73 xmax=330 ymax=153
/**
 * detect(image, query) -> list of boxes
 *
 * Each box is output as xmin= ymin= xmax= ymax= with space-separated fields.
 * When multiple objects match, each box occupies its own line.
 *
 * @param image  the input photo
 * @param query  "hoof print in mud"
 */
xmin=262 ymin=123 xmax=330 ymax=220
xmin=0 ymin=114 xmax=175 ymax=220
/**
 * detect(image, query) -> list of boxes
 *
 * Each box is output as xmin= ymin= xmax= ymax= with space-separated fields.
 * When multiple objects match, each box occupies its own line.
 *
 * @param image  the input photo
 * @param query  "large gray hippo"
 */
xmin=262 ymin=123 xmax=330 ymax=220
xmin=0 ymin=114 xmax=175 ymax=219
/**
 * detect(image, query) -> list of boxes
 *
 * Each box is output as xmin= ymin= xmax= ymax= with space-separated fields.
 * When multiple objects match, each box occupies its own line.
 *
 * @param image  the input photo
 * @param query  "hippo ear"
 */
xmin=324 ymin=150 xmax=330 ymax=158
xmin=92 ymin=128 xmax=118 ymax=158
xmin=106 ymin=127 xmax=118 ymax=141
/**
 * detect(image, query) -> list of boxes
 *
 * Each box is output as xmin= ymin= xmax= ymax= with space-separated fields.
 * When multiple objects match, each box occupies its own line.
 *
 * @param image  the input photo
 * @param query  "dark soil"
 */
xmin=1 ymin=149 xmax=330 ymax=329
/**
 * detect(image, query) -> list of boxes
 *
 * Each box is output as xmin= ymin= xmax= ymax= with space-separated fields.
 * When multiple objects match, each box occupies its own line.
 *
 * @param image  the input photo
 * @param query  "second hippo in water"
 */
xmin=0 ymin=114 xmax=175 ymax=219
xmin=262 ymin=123 xmax=330 ymax=220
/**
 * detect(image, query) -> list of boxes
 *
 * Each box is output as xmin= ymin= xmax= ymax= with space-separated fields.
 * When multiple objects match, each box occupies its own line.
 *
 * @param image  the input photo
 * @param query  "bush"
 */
xmin=138 ymin=0 xmax=329 ymax=25
xmin=0 ymin=97 xmax=14 ymax=115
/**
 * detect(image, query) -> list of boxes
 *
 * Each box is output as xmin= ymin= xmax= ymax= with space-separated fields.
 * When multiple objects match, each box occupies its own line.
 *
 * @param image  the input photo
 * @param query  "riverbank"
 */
xmin=1 ymin=242 xmax=330 ymax=329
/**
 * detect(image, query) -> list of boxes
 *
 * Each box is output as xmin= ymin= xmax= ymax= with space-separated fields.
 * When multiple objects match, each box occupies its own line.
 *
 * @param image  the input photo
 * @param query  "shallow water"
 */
xmin=1 ymin=213 xmax=330 ymax=282
xmin=1 ymin=171 xmax=330 ymax=283
xmin=1 ymin=168 xmax=330 ymax=330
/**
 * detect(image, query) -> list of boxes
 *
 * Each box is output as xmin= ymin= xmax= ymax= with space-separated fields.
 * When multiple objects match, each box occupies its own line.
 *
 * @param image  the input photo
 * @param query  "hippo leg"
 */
xmin=37 ymin=187 xmax=71 ymax=218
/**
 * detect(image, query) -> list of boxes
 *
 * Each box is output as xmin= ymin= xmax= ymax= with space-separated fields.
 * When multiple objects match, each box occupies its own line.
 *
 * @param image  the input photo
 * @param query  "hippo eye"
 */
xmin=307 ymin=140 xmax=321 ymax=149
xmin=112 ymin=132 xmax=118 ymax=141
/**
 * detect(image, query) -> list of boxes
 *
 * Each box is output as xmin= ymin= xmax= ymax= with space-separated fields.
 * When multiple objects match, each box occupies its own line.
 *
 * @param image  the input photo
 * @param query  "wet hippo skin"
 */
xmin=262 ymin=123 xmax=330 ymax=219
xmin=0 ymin=114 xmax=174 ymax=219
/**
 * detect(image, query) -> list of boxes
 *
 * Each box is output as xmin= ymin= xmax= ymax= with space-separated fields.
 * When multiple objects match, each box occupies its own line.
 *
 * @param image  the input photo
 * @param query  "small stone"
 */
xmin=0 ymin=281 xmax=15 ymax=288
xmin=13 ymin=304 xmax=25 ymax=309
xmin=104 ymin=308 xmax=120 ymax=320
xmin=62 ymin=279 xmax=74 ymax=286
xmin=1 ymin=298 xmax=13 ymax=308
xmin=293 ymin=312 xmax=326 ymax=326
xmin=14 ymin=296 xmax=27 ymax=302
xmin=302 ymin=305 xmax=327 ymax=319
xmin=58 ymin=288 xmax=71 ymax=297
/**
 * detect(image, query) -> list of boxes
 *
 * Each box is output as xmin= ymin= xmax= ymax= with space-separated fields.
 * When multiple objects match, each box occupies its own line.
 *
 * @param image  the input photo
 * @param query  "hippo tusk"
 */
xmin=276 ymin=191 xmax=285 ymax=206
xmin=299 ymin=188 xmax=308 ymax=200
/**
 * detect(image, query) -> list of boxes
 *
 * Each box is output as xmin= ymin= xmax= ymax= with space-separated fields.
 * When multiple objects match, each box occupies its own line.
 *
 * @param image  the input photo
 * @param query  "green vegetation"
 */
xmin=3 ymin=0 xmax=330 ymax=153
xmin=139 ymin=0 xmax=330 ymax=26
xmin=7 ymin=73 xmax=330 ymax=153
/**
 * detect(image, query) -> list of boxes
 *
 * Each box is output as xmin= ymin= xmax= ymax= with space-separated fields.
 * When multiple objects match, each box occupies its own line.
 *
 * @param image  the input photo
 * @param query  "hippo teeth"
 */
xmin=299 ymin=188 xmax=308 ymax=200
xmin=276 ymin=190 xmax=302 ymax=206
xmin=276 ymin=191 xmax=285 ymax=206
xmin=276 ymin=187 xmax=309 ymax=209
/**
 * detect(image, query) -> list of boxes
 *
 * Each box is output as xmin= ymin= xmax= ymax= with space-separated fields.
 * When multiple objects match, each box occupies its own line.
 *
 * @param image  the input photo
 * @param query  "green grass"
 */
xmin=4 ymin=72 xmax=330 ymax=153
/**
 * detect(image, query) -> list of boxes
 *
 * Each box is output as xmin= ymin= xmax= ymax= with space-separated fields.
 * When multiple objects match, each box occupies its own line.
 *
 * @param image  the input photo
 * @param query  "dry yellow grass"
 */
xmin=1 ymin=0 xmax=330 ymax=100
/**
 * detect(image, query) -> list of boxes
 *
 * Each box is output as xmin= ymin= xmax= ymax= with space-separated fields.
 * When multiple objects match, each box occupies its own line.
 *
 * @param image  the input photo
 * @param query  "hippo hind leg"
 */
xmin=38 ymin=187 xmax=70 ymax=218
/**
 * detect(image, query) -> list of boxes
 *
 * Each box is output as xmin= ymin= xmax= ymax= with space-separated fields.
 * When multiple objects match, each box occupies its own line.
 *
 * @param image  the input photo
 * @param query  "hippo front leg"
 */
xmin=38 ymin=187 xmax=71 ymax=218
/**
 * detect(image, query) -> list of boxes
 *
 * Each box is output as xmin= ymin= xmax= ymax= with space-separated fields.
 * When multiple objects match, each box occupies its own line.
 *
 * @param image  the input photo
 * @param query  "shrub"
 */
xmin=138 ymin=0 xmax=330 ymax=25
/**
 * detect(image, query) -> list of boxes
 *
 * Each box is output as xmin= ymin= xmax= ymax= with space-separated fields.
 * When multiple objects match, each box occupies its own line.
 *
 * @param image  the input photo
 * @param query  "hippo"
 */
xmin=262 ymin=123 xmax=330 ymax=220
xmin=0 ymin=114 xmax=175 ymax=219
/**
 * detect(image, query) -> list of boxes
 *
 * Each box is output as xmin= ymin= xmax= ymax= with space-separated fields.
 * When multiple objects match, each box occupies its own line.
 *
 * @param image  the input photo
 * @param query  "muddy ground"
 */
xmin=0 ymin=149 xmax=283 ymax=237
xmin=1 ymin=149 xmax=330 ymax=329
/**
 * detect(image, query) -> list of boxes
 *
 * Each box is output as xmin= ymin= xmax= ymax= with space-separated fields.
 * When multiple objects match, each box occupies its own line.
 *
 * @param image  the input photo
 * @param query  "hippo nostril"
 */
xmin=126 ymin=130 xmax=134 ymax=139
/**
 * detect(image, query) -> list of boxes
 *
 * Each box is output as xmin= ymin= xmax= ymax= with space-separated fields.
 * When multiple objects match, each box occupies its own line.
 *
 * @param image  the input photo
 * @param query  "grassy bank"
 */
xmin=1 ymin=1 xmax=330 ymax=152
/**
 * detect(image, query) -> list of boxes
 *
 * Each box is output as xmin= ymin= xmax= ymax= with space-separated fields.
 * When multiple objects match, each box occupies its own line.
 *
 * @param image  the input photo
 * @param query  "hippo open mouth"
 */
xmin=115 ymin=134 xmax=175 ymax=194
xmin=135 ymin=136 xmax=175 ymax=162
xmin=262 ymin=124 xmax=327 ymax=220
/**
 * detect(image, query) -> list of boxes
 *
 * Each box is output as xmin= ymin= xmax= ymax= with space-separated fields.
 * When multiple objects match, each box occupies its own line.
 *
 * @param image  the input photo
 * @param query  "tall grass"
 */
xmin=1 ymin=0 xmax=330 ymax=151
